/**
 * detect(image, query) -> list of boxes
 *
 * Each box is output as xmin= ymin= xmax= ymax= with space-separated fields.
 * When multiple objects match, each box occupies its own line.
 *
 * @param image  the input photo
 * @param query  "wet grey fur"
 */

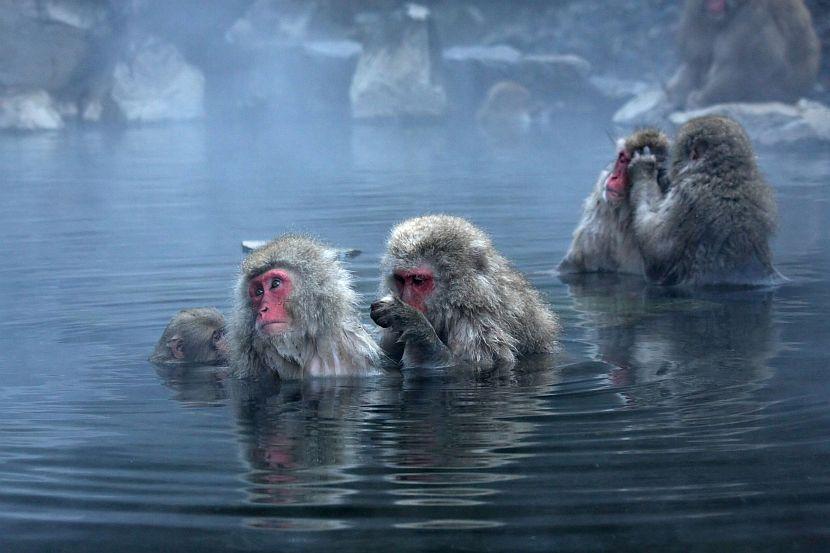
xmin=559 ymin=129 xmax=670 ymax=275
xmin=372 ymin=215 xmax=559 ymax=369
xmin=230 ymin=235 xmax=387 ymax=379
xmin=628 ymin=116 xmax=779 ymax=287
xmin=150 ymin=307 xmax=227 ymax=366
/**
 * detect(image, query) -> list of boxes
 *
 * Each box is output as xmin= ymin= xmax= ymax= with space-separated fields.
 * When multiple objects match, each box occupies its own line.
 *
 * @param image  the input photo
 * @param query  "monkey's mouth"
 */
xmin=604 ymin=186 xmax=626 ymax=203
xmin=257 ymin=320 xmax=291 ymax=335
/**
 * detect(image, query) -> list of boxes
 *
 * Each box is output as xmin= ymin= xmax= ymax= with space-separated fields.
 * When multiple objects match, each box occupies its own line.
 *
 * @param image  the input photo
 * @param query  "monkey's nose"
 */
xmin=260 ymin=305 xmax=269 ymax=313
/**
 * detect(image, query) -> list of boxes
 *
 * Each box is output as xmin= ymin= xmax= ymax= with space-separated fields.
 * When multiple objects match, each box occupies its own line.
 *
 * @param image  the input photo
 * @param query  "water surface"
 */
xmin=0 ymin=119 xmax=828 ymax=551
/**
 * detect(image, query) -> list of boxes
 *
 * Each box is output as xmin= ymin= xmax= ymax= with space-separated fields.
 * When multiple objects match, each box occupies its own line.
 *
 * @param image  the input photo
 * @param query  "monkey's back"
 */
xmin=493 ymin=262 xmax=560 ymax=355
xmin=655 ymin=174 xmax=778 ymax=287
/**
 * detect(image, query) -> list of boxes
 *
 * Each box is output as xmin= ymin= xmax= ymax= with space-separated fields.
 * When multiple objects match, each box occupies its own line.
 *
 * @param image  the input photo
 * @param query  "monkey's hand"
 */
xmin=628 ymin=150 xmax=663 ymax=213
xmin=371 ymin=296 xmax=428 ymax=334
xmin=628 ymin=150 xmax=658 ymax=183
xmin=370 ymin=296 xmax=453 ymax=369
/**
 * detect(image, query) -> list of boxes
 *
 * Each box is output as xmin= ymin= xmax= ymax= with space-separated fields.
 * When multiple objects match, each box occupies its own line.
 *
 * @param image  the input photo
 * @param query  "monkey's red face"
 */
xmin=248 ymin=269 xmax=294 ymax=336
xmin=605 ymin=149 xmax=631 ymax=202
xmin=706 ymin=0 xmax=726 ymax=15
xmin=393 ymin=267 xmax=435 ymax=314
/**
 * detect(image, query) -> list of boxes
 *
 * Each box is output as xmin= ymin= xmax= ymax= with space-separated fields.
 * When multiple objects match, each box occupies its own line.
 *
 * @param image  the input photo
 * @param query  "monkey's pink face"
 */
xmin=393 ymin=267 xmax=435 ymax=314
xmin=605 ymin=149 xmax=631 ymax=203
xmin=706 ymin=0 xmax=726 ymax=16
xmin=248 ymin=269 xmax=294 ymax=336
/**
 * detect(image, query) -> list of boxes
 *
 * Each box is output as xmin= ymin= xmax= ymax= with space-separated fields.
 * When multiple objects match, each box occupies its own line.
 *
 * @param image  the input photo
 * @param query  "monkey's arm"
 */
xmin=666 ymin=63 xmax=700 ymax=108
xmin=370 ymin=296 xmax=454 ymax=368
xmin=378 ymin=328 xmax=405 ymax=363
xmin=690 ymin=61 xmax=753 ymax=107
xmin=628 ymin=153 xmax=682 ymax=282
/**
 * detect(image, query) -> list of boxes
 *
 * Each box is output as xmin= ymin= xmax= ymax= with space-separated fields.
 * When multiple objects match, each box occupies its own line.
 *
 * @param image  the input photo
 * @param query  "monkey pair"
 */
xmin=151 ymin=215 xmax=560 ymax=378
xmin=560 ymin=115 xmax=781 ymax=287
xmin=231 ymin=215 xmax=561 ymax=379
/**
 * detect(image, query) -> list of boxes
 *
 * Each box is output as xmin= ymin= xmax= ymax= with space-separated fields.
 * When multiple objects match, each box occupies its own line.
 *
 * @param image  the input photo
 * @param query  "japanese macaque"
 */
xmin=370 ymin=215 xmax=559 ymax=369
xmin=558 ymin=129 xmax=670 ymax=275
xmin=627 ymin=115 xmax=779 ymax=287
xmin=229 ymin=235 xmax=388 ymax=379
xmin=150 ymin=307 xmax=229 ymax=366
xmin=667 ymin=0 xmax=820 ymax=108
xmin=475 ymin=81 xmax=534 ymax=139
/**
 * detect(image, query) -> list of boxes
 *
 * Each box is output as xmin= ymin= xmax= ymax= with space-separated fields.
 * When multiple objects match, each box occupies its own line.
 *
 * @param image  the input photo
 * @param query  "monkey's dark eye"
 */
xmin=255 ymin=287 xmax=264 ymax=297
xmin=270 ymin=278 xmax=282 ymax=290
xmin=690 ymin=140 xmax=708 ymax=160
xmin=393 ymin=274 xmax=405 ymax=285
xmin=412 ymin=275 xmax=425 ymax=285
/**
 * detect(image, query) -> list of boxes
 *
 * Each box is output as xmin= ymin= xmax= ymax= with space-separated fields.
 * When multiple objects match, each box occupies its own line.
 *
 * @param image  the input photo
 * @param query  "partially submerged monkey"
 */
xmin=229 ymin=235 xmax=389 ymax=379
xmin=150 ymin=307 xmax=229 ymax=366
xmin=627 ymin=115 xmax=780 ymax=286
xmin=559 ymin=129 xmax=670 ymax=275
xmin=371 ymin=215 xmax=559 ymax=369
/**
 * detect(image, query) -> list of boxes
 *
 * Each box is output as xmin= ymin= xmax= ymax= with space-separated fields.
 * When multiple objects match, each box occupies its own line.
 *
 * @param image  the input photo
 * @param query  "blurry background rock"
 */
xmin=110 ymin=35 xmax=205 ymax=123
xmin=669 ymin=100 xmax=830 ymax=147
xmin=349 ymin=3 xmax=446 ymax=121
xmin=0 ymin=0 xmax=115 ymax=129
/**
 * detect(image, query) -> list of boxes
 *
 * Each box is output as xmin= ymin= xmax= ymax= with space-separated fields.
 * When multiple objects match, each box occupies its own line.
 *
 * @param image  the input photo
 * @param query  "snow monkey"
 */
xmin=559 ymin=128 xmax=670 ymax=275
xmin=371 ymin=215 xmax=559 ymax=370
xmin=150 ymin=307 xmax=229 ymax=366
xmin=230 ymin=235 xmax=390 ymax=379
xmin=627 ymin=115 xmax=780 ymax=287
xmin=667 ymin=0 xmax=820 ymax=108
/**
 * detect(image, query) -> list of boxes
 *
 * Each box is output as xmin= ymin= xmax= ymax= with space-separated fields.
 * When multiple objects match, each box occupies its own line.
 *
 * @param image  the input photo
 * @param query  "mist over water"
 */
xmin=1 ymin=1 xmax=830 ymax=551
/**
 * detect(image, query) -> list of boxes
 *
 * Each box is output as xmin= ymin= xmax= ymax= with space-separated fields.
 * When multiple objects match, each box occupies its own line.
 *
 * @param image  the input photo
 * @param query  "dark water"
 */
xmin=0 ymin=118 xmax=829 ymax=552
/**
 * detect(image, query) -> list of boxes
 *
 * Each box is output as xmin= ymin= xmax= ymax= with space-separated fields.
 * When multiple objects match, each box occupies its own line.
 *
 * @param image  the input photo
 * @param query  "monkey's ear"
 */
xmin=168 ymin=337 xmax=185 ymax=360
xmin=321 ymin=248 xmax=339 ymax=263
xmin=469 ymin=240 xmax=489 ymax=272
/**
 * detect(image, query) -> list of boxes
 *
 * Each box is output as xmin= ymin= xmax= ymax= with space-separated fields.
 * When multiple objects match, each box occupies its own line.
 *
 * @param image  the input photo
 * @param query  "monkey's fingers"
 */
xmin=629 ymin=153 xmax=658 ymax=178
xmin=370 ymin=300 xmax=395 ymax=328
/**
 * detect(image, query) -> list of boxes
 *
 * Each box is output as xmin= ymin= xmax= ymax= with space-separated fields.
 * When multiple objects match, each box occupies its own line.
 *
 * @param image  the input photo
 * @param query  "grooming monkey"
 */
xmin=627 ymin=115 xmax=780 ymax=286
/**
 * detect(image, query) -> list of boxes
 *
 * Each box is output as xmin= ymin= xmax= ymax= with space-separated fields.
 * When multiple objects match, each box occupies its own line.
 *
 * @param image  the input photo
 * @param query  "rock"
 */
xmin=0 ymin=90 xmax=64 ymax=130
xmin=0 ymin=0 xmax=112 ymax=92
xmin=222 ymin=1 xmax=361 ymax=119
xmin=443 ymin=44 xmax=594 ymax=113
xmin=349 ymin=3 xmax=447 ymax=121
xmin=669 ymin=100 xmax=830 ymax=146
xmin=225 ymin=0 xmax=315 ymax=49
xmin=590 ymin=75 xmax=650 ymax=101
xmin=612 ymin=87 xmax=673 ymax=126
xmin=110 ymin=36 xmax=205 ymax=122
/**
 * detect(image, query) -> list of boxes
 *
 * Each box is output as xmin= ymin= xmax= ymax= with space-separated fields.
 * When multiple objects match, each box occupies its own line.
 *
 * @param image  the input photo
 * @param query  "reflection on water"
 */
xmin=0 ymin=121 xmax=829 ymax=552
